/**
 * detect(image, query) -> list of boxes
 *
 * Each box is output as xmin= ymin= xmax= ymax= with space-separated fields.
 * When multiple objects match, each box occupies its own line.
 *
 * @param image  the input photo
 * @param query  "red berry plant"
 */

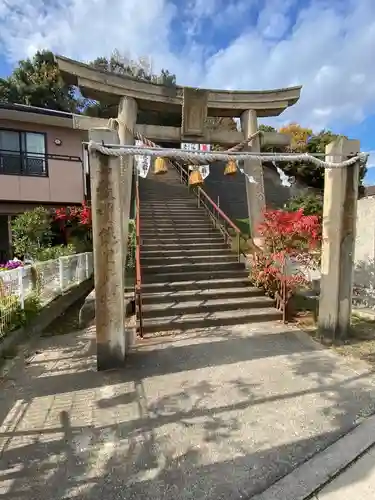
xmin=249 ymin=208 xmax=321 ymax=319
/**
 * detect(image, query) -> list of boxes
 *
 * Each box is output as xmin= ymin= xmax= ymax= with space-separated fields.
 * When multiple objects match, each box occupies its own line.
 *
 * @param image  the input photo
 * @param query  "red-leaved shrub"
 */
xmin=249 ymin=208 xmax=321 ymax=317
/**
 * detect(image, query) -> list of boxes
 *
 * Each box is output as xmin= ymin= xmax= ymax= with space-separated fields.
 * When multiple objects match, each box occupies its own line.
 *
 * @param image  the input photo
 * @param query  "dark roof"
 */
xmin=0 ymin=102 xmax=73 ymax=119
xmin=364 ymin=185 xmax=375 ymax=197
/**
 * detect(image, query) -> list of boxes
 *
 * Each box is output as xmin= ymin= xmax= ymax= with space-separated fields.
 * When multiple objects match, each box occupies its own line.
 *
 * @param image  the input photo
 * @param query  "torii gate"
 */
xmin=57 ymin=56 xmax=364 ymax=371
xmin=56 ymin=55 xmax=306 ymax=369
xmin=56 ymin=55 xmax=302 ymax=252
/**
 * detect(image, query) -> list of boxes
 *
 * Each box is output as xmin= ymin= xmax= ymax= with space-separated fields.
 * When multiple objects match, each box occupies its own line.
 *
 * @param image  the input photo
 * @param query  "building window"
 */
xmin=0 ymin=129 xmax=47 ymax=176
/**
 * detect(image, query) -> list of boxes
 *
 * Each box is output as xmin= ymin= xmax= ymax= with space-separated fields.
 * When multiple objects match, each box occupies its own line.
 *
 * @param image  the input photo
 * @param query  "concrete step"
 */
xmin=140 ymin=215 xmax=208 ymax=221
xmin=141 ymin=253 xmax=236 ymax=266
xmin=142 ymin=307 xmax=283 ymax=333
xmin=141 ymin=220 xmax=211 ymax=226
xmin=142 ymin=295 xmax=275 ymax=318
xmin=140 ymin=201 xmax=197 ymax=206
xmin=142 ymin=268 xmax=248 ymax=284
xmin=141 ymin=236 xmax=224 ymax=245
xmin=141 ymin=230 xmax=216 ymax=238
xmin=141 ymin=246 xmax=229 ymax=257
xmin=141 ymin=276 xmax=253 ymax=293
xmin=140 ymin=207 xmax=199 ymax=212
xmin=141 ymin=241 xmax=228 ymax=251
xmin=140 ymin=225 xmax=214 ymax=233
xmin=142 ymin=231 xmax=221 ymax=239
xmin=141 ymin=286 xmax=263 ymax=304
xmin=141 ymin=222 xmax=214 ymax=229
xmin=140 ymin=211 xmax=204 ymax=216
xmin=142 ymin=261 xmax=244 ymax=275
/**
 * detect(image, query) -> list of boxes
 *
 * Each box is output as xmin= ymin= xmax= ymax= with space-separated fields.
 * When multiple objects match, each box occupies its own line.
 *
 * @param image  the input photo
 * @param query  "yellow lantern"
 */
xmin=189 ymin=168 xmax=203 ymax=186
xmin=224 ymin=159 xmax=237 ymax=175
xmin=154 ymin=157 xmax=168 ymax=174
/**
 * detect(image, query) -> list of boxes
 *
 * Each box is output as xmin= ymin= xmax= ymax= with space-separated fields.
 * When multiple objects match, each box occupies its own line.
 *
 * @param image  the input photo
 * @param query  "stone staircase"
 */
xmin=139 ymin=166 xmax=282 ymax=335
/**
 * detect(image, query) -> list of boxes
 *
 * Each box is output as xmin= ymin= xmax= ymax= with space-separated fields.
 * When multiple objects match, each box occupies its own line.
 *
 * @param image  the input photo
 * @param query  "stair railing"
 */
xmin=171 ymin=160 xmax=249 ymax=262
xmin=135 ymin=174 xmax=144 ymax=337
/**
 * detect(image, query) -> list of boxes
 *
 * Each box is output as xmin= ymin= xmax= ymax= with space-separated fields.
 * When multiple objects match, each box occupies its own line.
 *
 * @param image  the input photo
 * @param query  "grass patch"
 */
xmin=293 ymin=304 xmax=375 ymax=366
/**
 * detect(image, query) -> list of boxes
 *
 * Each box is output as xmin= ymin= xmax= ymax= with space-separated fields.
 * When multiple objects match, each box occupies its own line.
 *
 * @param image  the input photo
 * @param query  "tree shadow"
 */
xmin=2 ymin=324 xmax=375 ymax=499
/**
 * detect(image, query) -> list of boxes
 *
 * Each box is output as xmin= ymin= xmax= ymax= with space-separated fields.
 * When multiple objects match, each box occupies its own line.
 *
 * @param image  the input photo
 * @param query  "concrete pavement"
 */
xmin=1 ymin=320 xmax=375 ymax=499
xmin=315 ymin=445 xmax=375 ymax=499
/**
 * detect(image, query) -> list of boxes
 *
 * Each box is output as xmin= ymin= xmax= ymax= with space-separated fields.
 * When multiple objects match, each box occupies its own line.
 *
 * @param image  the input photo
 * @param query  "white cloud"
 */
xmin=0 ymin=0 xmax=375 ymax=132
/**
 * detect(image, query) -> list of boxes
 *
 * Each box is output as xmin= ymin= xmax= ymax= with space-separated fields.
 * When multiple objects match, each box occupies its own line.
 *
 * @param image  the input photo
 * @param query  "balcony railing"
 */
xmin=0 ymin=150 xmax=83 ymax=177
xmin=0 ymin=149 xmax=47 ymax=177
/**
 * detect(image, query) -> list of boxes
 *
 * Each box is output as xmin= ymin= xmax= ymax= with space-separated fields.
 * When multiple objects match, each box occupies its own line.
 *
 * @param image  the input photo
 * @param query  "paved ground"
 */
xmin=314 ymin=445 xmax=375 ymax=499
xmin=1 ymin=319 xmax=375 ymax=499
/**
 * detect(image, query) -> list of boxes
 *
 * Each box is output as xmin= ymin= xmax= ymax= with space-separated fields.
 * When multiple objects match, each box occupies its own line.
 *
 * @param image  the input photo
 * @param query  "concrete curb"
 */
xmin=251 ymin=412 xmax=375 ymax=500
xmin=0 ymin=278 xmax=94 ymax=359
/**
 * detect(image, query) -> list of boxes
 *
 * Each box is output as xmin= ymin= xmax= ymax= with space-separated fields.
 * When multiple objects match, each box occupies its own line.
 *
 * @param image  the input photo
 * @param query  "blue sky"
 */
xmin=0 ymin=0 xmax=374 ymax=181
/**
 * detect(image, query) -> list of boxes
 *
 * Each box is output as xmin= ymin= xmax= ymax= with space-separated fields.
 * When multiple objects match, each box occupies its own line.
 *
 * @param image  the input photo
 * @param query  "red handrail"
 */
xmin=197 ymin=187 xmax=242 ymax=235
xmin=171 ymin=160 xmax=249 ymax=260
xmin=135 ymin=177 xmax=143 ymax=337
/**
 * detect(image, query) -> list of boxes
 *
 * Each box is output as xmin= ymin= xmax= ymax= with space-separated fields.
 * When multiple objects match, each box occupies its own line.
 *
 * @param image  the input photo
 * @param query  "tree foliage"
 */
xmin=284 ymin=193 xmax=324 ymax=217
xmin=0 ymin=50 xmax=79 ymax=112
xmin=84 ymin=50 xmax=177 ymax=118
xmin=261 ymin=123 xmax=366 ymax=191
xmin=259 ymin=124 xmax=276 ymax=133
xmin=11 ymin=207 xmax=53 ymax=260
xmin=279 ymin=123 xmax=313 ymax=153
xmin=207 ymin=117 xmax=238 ymax=150
xmin=89 ymin=50 xmax=176 ymax=86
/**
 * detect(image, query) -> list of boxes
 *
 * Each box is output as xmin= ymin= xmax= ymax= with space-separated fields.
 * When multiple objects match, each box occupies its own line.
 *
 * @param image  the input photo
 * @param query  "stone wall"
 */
xmin=354 ymin=196 xmax=375 ymax=306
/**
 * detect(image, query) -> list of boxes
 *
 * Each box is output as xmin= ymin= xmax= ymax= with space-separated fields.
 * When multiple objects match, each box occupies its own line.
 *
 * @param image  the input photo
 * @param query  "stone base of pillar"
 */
xmin=97 ymin=343 xmax=126 ymax=371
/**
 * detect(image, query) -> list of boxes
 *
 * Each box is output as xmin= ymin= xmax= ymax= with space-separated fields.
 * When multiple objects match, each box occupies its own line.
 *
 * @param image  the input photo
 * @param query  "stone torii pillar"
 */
xmin=318 ymin=137 xmax=360 ymax=340
xmin=117 ymin=96 xmax=138 ymax=275
xmin=89 ymin=128 xmax=126 ymax=370
xmin=240 ymin=109 xmax=266 ymax=247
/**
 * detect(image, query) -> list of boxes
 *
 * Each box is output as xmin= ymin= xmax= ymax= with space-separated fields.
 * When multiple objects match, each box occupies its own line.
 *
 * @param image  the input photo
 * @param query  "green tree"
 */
xmin=89 ymin=51 xmax=176 ymax=86
xmin=284 ymin=193 xmax=324 ymax=217
xmin=0 ymin=50 xmax=79 ymax=112
xmin=259 ymin=124 xmax=276 ymax=133
xmin=11 ymin=207 xmax=53 ymax=260
xmin=84 ymin=51 xmax=177 ymax=118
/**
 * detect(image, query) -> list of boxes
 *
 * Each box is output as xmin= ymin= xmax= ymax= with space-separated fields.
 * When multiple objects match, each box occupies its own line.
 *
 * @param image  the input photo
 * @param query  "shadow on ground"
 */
xmin=1 ymin=322 xmax=375 ymax=499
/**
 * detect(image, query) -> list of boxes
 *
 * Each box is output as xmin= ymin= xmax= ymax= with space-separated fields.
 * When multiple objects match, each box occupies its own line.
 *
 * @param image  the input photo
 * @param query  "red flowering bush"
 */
xmin=53 ymin=202 xmax=92 ymax=251
xmin=257 ymin=208 xmax=321 ymax=254
xmin=250 ymin=208 xmax=322 ymax=318
xmin=53 ymin=202 xmax=92 ymax=227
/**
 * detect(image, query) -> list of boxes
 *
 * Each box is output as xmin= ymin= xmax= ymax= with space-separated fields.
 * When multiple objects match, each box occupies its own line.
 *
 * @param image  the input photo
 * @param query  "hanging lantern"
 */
xmin=224 ymin=159 xmax=237 ymax=176
xmin=189 ymin=168 xmax=203 ymax=186
xmin=154 ymin=157 xmax=168 ymax=175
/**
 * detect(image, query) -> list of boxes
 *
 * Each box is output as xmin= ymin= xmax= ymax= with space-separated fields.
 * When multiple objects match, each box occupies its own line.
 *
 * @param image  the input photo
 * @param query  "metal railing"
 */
xmin=135 ymin=175 xmax=144 ymax=337
xmin=0 ymin=149 xmax=82 ymax=177
xmin=0 ymin=252 xmax=93 ymax=338
xmin=172 ymin=160 xmax=249 ymax=261
xmin=0 ymin=150 xmax=47 ymax=176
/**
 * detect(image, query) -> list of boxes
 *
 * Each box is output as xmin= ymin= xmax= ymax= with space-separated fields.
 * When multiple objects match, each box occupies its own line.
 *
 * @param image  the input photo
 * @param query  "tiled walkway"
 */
xmin=1 ymin=321 xmax=375 ymax=499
